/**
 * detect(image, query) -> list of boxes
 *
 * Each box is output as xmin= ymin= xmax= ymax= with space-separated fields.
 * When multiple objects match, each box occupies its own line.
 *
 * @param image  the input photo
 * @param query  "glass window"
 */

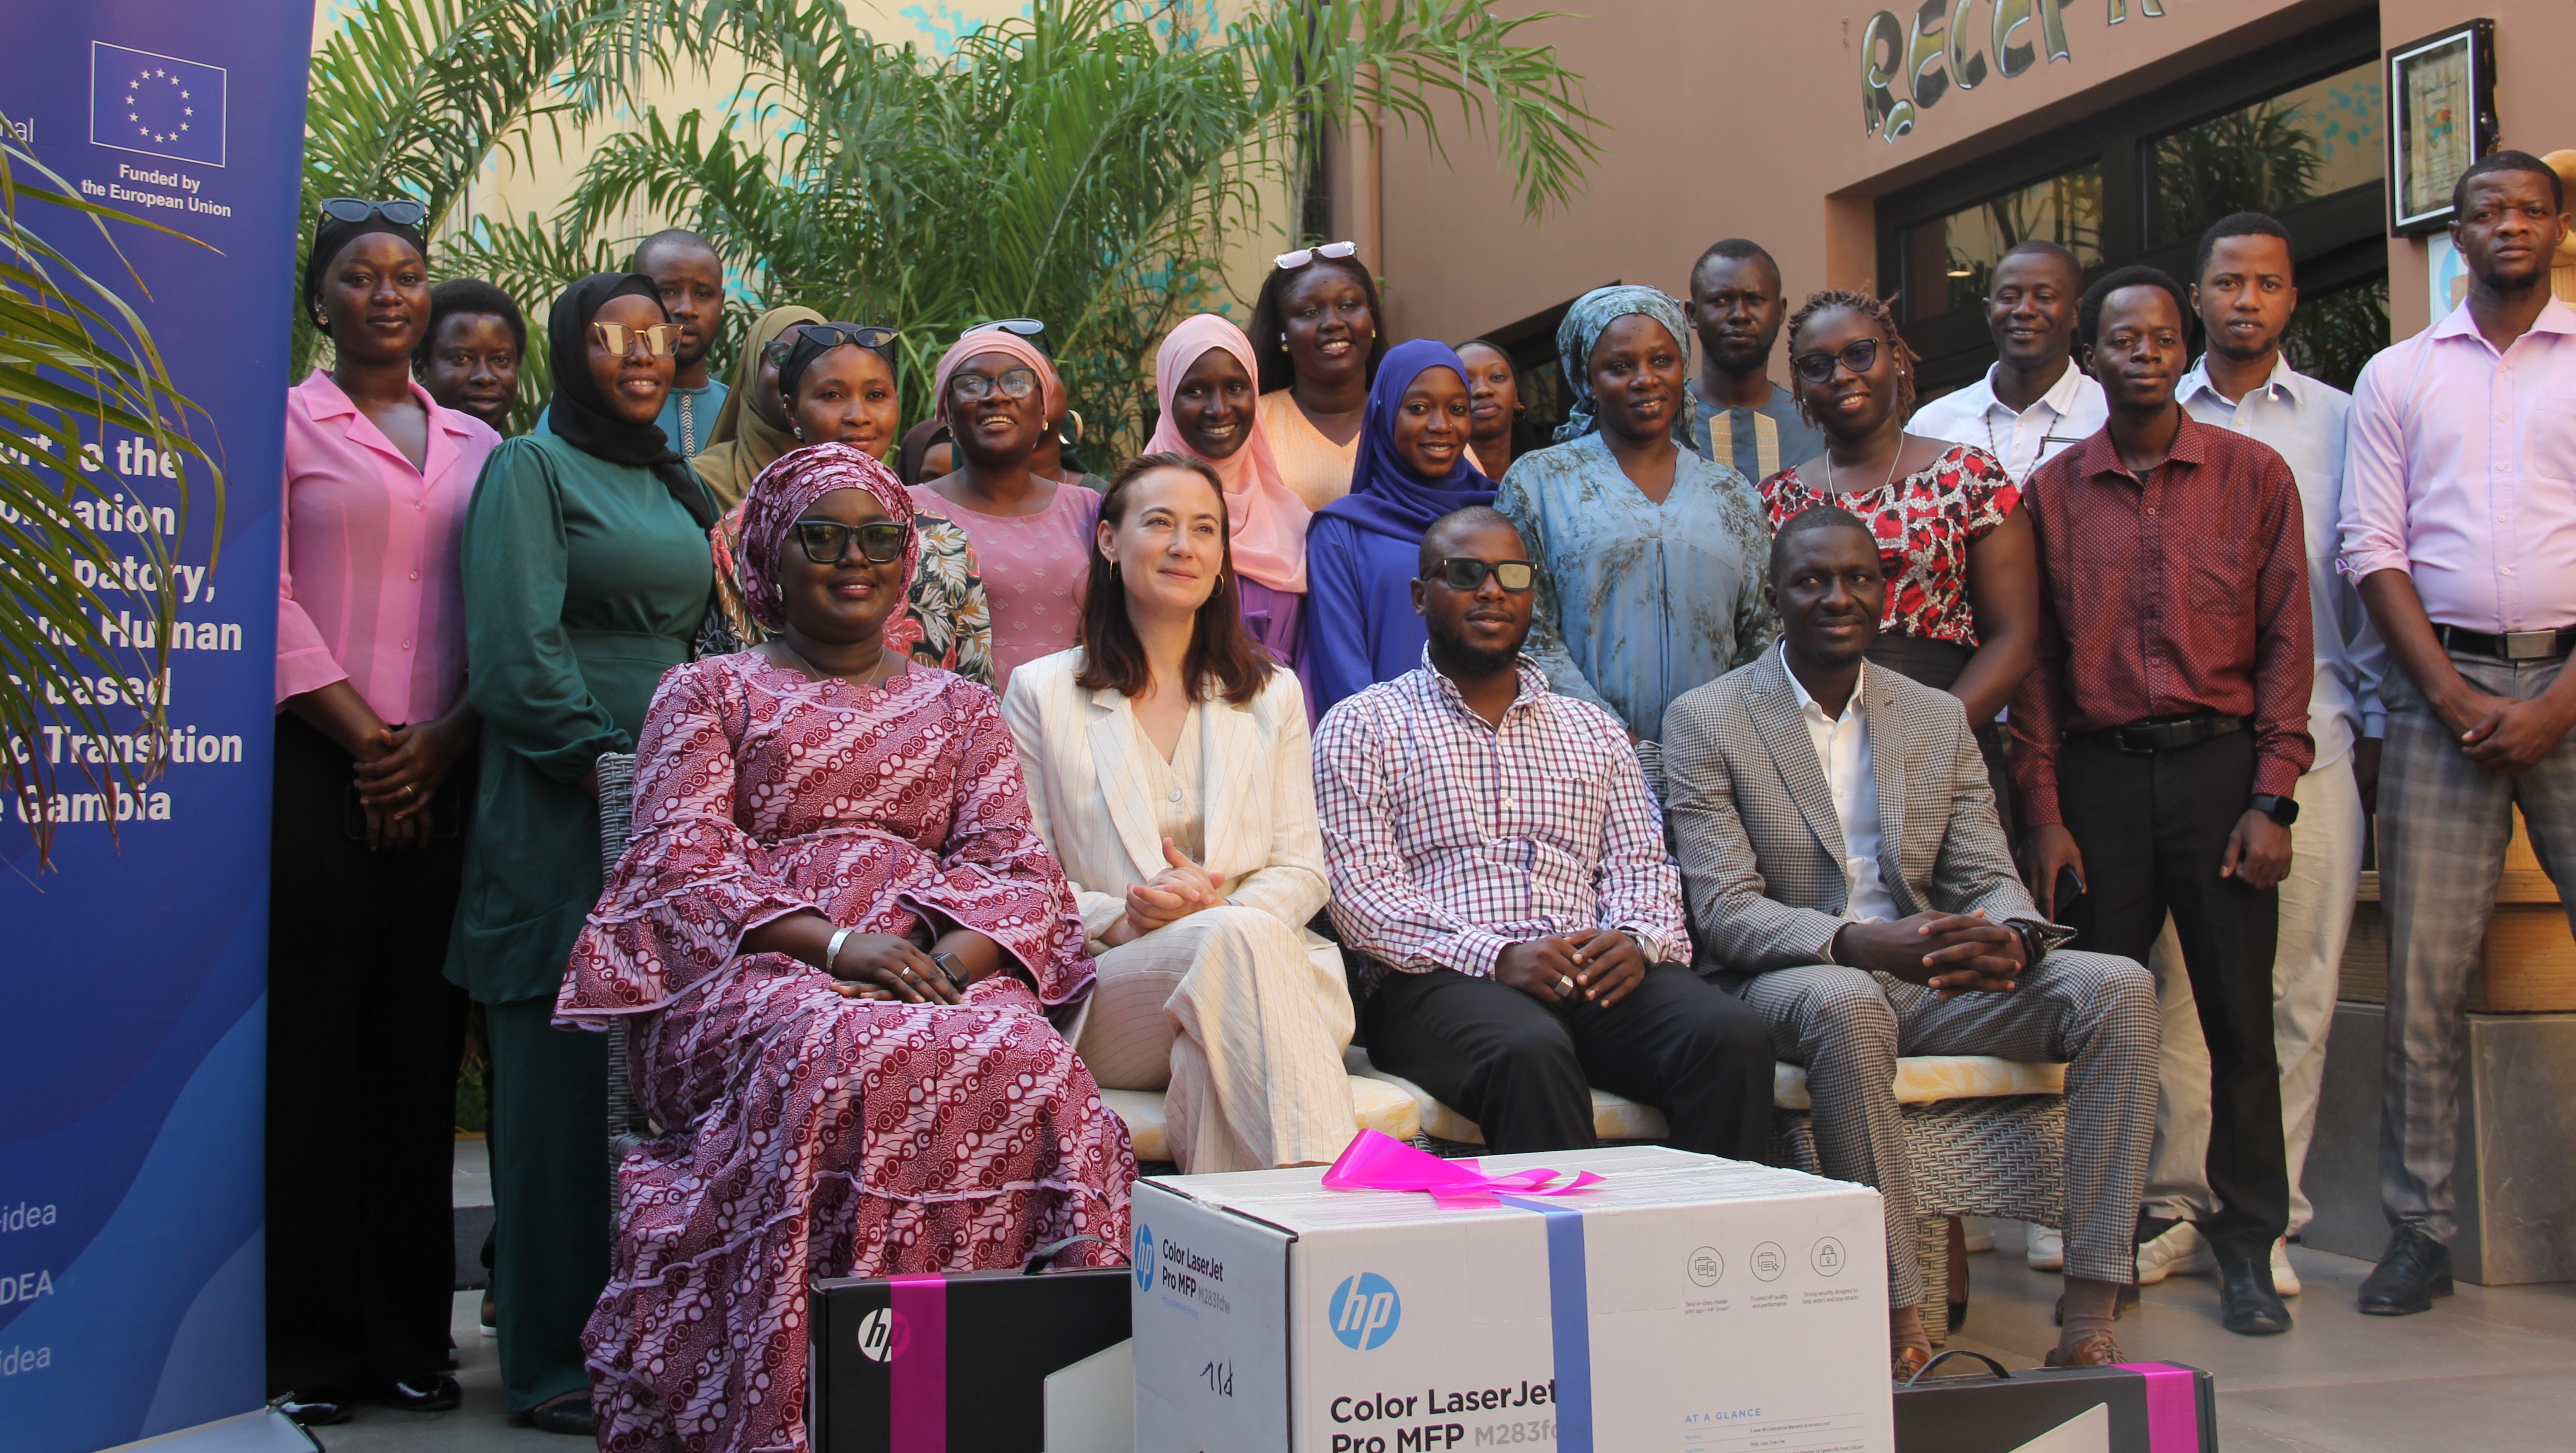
xmin=2281 ymin=274 xmax=2389 ymax=392
xmin=2151 ymin=61 xmax=2384 ymax=247
xmin=1903 ymin=165 xmax=2105 ymax=322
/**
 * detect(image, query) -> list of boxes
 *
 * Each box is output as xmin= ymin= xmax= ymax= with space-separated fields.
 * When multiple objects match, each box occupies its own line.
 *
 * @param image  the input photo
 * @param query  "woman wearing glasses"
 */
xmin=703 ymin=322 xmax=997 ymax=684
xmin=1299 ymin=340 xmax=1496 ymax=718
xmin=1496 ymin=285 xmax=1778 ymax=780
xmin=563 ymin=443 xmax=1130 ymax=1453
xmin=910 ymin=330 xmax=1100 ymax=690
xmin=1247 ymin=240 xmax=1389 ymax=511
xmin=1004 ymin=454 xmax=1358 ymax=1173
xmin=690 ymin=304 xmax=825 ymax=511
xmin=1760 ymin=291 xmax=2034 ymax=823
xmin=268 ymin=198 xmax=498 ymax=1426
xmin=449 ymin=272 xmax=718 ymax=1437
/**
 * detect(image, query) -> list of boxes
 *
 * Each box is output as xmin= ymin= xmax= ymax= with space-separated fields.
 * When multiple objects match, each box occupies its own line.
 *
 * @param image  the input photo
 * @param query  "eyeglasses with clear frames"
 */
xmin=949 ymin=367 xmax=1040 ymax=402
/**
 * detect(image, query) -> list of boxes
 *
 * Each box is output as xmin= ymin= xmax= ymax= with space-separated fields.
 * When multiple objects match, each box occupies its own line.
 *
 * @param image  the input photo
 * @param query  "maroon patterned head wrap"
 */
xmin=738 ymin=441 xmax=920 ymax=632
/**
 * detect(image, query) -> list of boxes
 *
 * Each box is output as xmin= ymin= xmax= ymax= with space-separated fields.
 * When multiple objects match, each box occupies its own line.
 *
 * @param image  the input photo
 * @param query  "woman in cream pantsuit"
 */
xmin=1005 ymin=452 xmax=1357 ymax=1173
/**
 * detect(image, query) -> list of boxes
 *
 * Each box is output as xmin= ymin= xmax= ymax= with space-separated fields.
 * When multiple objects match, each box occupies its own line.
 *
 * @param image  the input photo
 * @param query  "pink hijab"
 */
xmin=1145 ymin=313 xmax=1309 ymax=594
xmin=930 ymin=330 xmax=1066 ymax=424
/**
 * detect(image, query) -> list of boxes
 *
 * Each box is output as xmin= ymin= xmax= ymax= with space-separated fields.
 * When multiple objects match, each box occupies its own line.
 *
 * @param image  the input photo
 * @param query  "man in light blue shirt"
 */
xmin=2134 ymin=212 xmax=2388 ymax=1296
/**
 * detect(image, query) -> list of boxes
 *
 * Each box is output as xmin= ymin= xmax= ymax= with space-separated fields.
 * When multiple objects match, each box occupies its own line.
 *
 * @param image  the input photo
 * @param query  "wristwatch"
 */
xmin=2248 ymin=794 xmax=2300 ymax=827
xmin=1621 ymin=928 xmax=1655 ymax=964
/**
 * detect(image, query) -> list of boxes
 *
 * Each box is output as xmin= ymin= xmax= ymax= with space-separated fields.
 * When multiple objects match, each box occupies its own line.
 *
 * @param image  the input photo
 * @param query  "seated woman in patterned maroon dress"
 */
xmin=556 ymin=441 xmax=1134 ymax=1453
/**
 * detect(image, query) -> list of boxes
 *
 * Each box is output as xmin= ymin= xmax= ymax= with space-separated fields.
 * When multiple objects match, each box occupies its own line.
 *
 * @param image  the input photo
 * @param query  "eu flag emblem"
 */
xmin=89 ymin=42 xmax=227 ymax=167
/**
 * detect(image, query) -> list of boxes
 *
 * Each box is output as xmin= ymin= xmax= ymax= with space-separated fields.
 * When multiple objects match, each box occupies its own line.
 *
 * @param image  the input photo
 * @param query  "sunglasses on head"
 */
xmin=792 ymin=519 xmax=910 ymax=565
xmin=1790 ymin=338 xmax=1883 ymax=386
xmin=1424 ymin=557 xmax=1535 ymax=592
xmin=950 ymin=366 xmax=1040 ymax=402
xmin=1274 ymin=239 xmax=1359 ymax=271
xmin=793 ymin=322 xmax=900 ymax=355
xmin=591 ymin=321 xmax=682 ymax=358
xmin=965 ymin=318 xmax=1046 ymax=340
xmin=318 ymin=196 xmax=429 ymax=229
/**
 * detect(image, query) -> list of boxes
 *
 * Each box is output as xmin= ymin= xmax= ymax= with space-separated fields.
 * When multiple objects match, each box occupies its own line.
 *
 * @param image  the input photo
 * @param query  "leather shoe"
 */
xmin=527 ymin=1391 xmax=596 ymax=1436
xmin=275 ymin=1389 xmax=353 ymax=1427
xmin=2358 ymin=1226 xmax=2453 ymax=1316
xmin=371 ymin=1374 xmax=461 ymax=1412
xmin=2045 ymin=1331 xmax=2124 ymax=1367
xmin=2218 ymin=1255 xmax=2292 ymax=1335
xmin=1890 ymin=1345 xmax=1932 ymax=1382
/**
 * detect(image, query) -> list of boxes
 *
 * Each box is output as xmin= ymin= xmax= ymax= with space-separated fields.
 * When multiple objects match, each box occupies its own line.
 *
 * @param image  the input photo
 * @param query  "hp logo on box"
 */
xmin=1134 ymin=1224 xmax=1156 ymax=1291
xmin=1327 ymin=1273 xmax=1402 ymax=1350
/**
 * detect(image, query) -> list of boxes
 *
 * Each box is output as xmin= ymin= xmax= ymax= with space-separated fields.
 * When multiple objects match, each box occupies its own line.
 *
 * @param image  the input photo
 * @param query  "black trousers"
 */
xmin=1362 ymin=962 xmax=1774 ymax=1157
xmin=266 ymin=714 xmax=471 ymax=1393
xmin=2055 ymin=730 xmax=2288 ymax=1263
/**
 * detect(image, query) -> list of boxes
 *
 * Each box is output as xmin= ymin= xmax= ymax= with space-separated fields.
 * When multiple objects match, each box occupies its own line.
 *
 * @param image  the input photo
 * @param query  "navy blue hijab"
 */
xmin=1316 ymin=339 xmax=1495 ymax=541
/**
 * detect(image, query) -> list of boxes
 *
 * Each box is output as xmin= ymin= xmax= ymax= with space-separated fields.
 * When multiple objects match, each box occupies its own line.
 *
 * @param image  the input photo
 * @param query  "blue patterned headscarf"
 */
xmin=1552 ymin=284 xmax=1691 ymax=442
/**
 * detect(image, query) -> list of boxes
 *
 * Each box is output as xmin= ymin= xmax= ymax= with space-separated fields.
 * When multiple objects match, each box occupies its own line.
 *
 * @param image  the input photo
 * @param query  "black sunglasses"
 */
xmin=792 ymin=519 xmax=910 ymax=565
xmin=800 ymin=322 xmax=900 ymax=353
xmin=318 ymin=197 xmax=429 ymax=229
xmin=1790 ymin=338 xmax=1882 ymax=386
xmin=1424 ymin=557 xmax=1535 ymax=592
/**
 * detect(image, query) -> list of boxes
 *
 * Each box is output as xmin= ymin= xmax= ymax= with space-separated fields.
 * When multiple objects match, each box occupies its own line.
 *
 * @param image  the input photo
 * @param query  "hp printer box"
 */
xmin=1131 ymin=1144 xmax=1892 ymax=1453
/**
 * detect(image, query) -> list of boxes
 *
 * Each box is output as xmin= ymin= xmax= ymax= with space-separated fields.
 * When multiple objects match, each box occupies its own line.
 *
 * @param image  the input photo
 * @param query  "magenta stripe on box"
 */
xmin=2115 ymin=1362 xmax=2201 ymax=1453
xmin=889 ymin=1275 xmax=948 ymax=1453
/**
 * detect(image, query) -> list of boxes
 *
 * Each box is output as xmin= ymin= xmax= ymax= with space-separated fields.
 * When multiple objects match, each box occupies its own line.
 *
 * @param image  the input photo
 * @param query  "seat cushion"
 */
xmin=1102 ymin=1072 xmax=1419 ymax=1166
xmin=1343 ymin=1048 xmax=1669 ymax=1146
xmin=1771 ymin=1055 xmax=2067 ymax=1110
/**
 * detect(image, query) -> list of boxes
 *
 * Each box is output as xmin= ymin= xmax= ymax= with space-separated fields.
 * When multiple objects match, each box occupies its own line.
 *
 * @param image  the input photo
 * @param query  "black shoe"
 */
xmin=371 ymin=1374 xmax=462 ymax=1412
xmin=2219 ymin=1255 xmax=2293 ymax=1335
xmin=2358 ymin=1226 xmax=2454 ymax=1316
xmin=444 ymin=1334 xmax=460 ymax=1371
xmin=276 ymin=1389 xmax=355 ymax=1427
xmin=527 ymin=1391 xmax=595 ymax=1436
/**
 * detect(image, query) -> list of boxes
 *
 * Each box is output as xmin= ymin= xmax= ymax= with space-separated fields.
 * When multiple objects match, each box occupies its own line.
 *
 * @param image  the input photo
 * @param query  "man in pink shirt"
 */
xmin=2339 ymin=150 xmax=2576 ymax=1318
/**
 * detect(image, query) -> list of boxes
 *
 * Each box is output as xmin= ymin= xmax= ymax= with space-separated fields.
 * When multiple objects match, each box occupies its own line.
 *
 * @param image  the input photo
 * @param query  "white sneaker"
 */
xmin=2271 ymin=1237 xmax=2301 ymax=1297
xmin=2026 ymin=1224 xmax=2065 ymax=1271
xmin=2133 ymin=1223 xmax=2215 ymax=1285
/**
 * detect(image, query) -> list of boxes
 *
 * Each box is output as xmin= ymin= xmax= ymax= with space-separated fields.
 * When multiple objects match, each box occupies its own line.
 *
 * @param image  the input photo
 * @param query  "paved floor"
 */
xmin=311 ymin=1155 xmax=2576 ymax=1450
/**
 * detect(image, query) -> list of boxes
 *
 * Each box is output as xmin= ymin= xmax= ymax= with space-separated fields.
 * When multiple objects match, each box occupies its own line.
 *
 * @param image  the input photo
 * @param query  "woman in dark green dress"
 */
xmin=447 ymin=272 xmax=716 ymax=1436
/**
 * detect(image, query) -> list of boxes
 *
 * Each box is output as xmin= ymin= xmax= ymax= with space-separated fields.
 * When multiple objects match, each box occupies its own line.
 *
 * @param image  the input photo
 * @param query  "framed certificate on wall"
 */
xmin=2387 ymin=19 xmax=2498 ymax=236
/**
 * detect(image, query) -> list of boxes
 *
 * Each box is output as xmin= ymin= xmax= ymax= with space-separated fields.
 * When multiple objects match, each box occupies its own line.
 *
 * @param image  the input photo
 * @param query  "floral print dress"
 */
xmin=1759 ymin=443 xmax=2018 ymax=647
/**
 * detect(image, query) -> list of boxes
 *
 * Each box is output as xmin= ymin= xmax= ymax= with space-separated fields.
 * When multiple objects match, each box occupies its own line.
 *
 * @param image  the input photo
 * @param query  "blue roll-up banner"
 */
xmin=1 ymin=3 xmax=314 ymax=1449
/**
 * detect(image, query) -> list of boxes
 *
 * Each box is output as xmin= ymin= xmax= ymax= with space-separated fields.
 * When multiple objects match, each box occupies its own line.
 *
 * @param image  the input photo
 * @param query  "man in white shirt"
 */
xmin=2131 ymin=213 xmax=2389 ymax=1297
xmin=1909 ymin=240 xmax=2109 ymax=483
xmin=1662 ymin=505 xmax=2158 ymax=1377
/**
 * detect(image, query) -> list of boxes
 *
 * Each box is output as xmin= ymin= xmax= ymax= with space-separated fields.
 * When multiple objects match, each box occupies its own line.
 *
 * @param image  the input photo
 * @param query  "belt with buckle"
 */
xmin=2436 ymin=625 xmax=2576 ymax=661
xmin=2075 ymin=715 xmax=2246 ymax=754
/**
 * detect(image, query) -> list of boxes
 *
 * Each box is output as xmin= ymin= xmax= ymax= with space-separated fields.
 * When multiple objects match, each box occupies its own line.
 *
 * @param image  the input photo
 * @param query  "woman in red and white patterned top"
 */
xmin=1760 ymin=291 xmax=2039 ymax=821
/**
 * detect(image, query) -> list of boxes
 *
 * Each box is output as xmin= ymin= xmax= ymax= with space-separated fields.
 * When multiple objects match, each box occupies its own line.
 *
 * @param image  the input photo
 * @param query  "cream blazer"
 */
xmin=1001 ymin=647 xmax=1332 ymax=952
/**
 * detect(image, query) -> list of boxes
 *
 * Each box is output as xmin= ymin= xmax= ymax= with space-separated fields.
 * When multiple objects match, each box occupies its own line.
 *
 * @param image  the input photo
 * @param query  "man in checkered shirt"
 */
xmin=1312 ymin=505 xmax=1774 ymax=1159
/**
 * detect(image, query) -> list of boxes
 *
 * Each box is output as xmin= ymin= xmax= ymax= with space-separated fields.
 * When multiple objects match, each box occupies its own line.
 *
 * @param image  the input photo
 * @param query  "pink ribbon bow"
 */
xmin=1322 ymin=1130 xmax=1604 ymax=1208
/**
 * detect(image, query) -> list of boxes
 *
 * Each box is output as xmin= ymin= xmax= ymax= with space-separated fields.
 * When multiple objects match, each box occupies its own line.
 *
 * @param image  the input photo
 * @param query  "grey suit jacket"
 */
xmin=1662 ymin=647 xmax=2063 ymax=977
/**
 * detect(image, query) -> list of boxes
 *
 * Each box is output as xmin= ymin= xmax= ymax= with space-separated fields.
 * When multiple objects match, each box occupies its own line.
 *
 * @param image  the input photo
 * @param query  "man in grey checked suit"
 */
xmin=1662 ymin=505 xmax=2160 ymax=1377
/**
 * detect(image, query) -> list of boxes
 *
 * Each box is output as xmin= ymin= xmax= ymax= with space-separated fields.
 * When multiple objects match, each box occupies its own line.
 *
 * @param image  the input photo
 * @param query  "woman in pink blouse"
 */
xmin=908 ymin=329 xmax=1101 ymax=691
xmin=268 ymin=201 xmax=501 ymax=1427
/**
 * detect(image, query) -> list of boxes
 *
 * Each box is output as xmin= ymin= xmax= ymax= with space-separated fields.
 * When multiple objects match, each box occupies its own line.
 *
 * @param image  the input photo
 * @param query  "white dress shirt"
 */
xmin=1782 ymin=646 xmax=1901 ymax=923
xmin=2179 ymin=353 xmax=2387 ymax=771
xmin=1908 ymin=359 xmax=2110 ymax=484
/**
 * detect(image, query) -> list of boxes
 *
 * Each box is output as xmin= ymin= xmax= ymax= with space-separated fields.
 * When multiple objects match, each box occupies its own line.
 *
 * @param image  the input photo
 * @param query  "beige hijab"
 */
xmin=691 ymin=304 xmax=825 ymax=511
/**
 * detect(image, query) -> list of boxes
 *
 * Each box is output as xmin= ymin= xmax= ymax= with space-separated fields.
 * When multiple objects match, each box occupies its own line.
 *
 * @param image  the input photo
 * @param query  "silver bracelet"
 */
xmin=823 ymin=926 xmax=856 ymax=976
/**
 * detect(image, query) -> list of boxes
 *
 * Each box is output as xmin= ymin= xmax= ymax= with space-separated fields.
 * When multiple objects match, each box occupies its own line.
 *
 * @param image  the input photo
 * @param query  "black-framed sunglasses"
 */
xmin=318 ymin=196 xmax=429 ymax=229
xmin=949 ymin=367 xmax=1040 ymax=402
xmin=792 ymin=519 xmax=910 ymax=565
xmin=1790 ymin=338 xmax=1882 ymax=386
xmin=1425 ymin=557 xmax=1535 ymax=592
xmin=799 ymin=322 xmax=900 ymax=353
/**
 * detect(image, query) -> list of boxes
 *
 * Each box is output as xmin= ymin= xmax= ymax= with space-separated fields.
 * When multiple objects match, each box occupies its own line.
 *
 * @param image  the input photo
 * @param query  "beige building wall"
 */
xmin=1365 ymin=0 xmax=2576 ymax=364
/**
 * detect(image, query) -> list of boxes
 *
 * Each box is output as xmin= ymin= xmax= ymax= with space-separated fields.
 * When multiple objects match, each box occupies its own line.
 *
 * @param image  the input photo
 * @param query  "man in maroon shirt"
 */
xmin=2011 ymin=265 xmax=2314 ymax=1338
